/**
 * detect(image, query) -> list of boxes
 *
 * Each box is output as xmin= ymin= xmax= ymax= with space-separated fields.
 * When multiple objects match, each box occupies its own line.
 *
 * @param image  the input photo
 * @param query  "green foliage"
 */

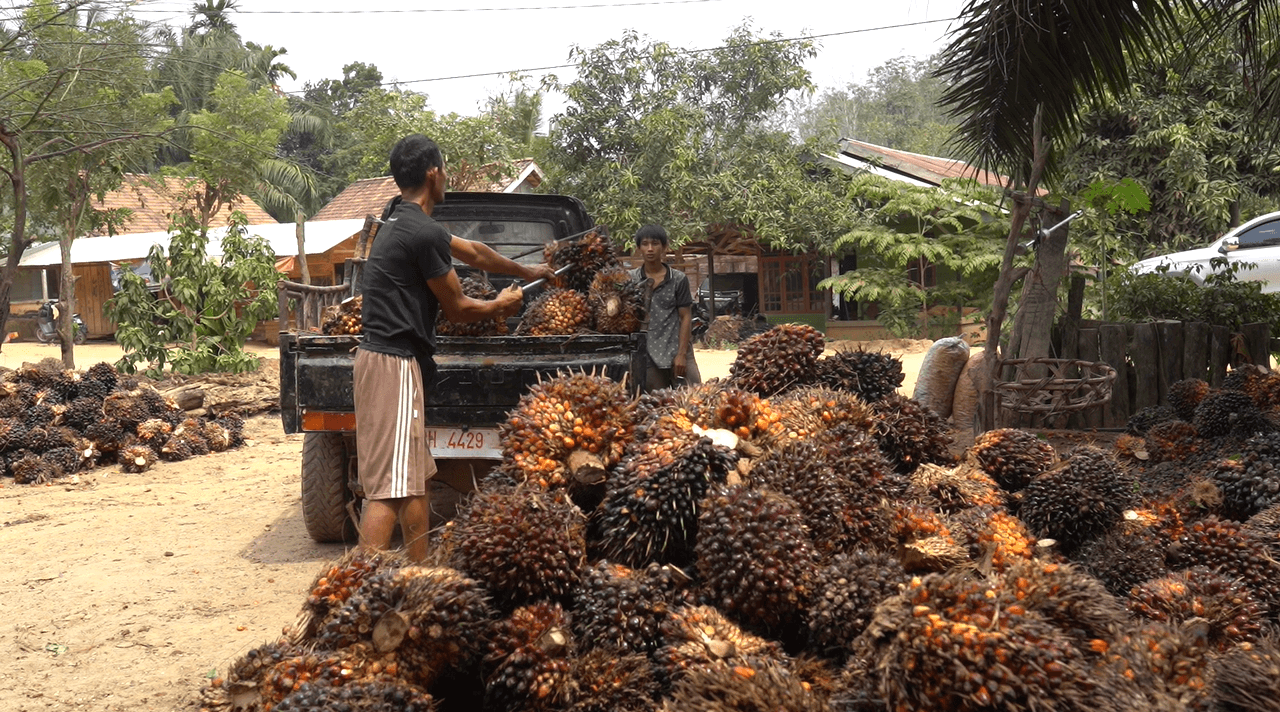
xmin=789 ymin=54 xmax=956 ymax=156
xmin=544 ymin=24 xmax=858 ymax=250
xmin=105 ymin=211 xmax=282 ymax=377
xmin=1109 ymin=260 xmax=1280 ymax=335
xmin=819 ymin=175 xmax=1009 ymax=337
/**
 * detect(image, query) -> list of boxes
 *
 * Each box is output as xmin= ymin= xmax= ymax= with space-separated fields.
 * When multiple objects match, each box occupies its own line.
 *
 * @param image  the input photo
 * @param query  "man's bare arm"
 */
xmin=450 ymin=235 xmax=554 ymax=282
xmin=428 ymin=268 xmax=523 ymax=323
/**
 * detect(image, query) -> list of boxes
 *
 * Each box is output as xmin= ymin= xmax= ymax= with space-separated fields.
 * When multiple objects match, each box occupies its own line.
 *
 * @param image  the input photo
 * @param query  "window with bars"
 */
xmin=759 ymin=253 xmax=826 ymax=314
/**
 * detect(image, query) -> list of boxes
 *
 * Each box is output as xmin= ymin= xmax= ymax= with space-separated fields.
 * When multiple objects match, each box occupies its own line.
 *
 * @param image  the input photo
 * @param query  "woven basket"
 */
xmin=993 ymin=357 xmax=1116 ymax=417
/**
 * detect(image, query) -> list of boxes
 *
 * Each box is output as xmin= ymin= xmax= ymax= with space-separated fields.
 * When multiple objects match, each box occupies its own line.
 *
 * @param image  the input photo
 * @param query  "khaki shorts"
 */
xmin=354 ymin=349 xmax=437 ymax=500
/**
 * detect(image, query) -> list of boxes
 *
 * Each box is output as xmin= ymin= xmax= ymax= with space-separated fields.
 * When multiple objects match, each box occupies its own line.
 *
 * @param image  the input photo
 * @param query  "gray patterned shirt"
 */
xmin=632 ymin=265 xmax=693 ymax=368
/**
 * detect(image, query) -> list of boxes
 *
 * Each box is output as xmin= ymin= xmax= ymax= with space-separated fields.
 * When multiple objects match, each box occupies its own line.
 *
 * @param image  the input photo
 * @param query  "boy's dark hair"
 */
xmin=389 ymin=134 xmax=444 ymax=189
xmin=635 ymin=224 xmax=668 ymax=247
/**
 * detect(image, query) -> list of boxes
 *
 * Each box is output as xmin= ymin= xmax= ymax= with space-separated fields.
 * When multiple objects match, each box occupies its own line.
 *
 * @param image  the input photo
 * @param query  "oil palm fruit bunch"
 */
xmin=1193 ymin=389 xmax=1271 ymax=438
xmin=1167 ymin=516 xmax=1280 ymax=612
xmin=1209 ymin=634 xmax=1280 ymax=711
xmin=572 ymin=561 xmax=669 ymax=655
xmin=653 ymin=605 xmax=781 ymax=691
xmin=375 ymin=566 xmax=492 ymax=687
xmin=906 ymin=462 xmax=1004 ymax=514
xmin=81 ymin=361 xmax=118 ymax=399
xmin=587 ymin=266 xmax=643 ymax=335
xmin=438 ymin=276 xmax=509 ymax=336
xmin=1211 ymin=431 xmax=1280 ymax=520
xmin=890 ymin=503 xmax=967 ymax=573
xmin=807 ymin=549 xmax=909 ymax=657
xmin=1243 ymin=503 xmax=1280 ymax=558
xmin=321 ymin=294 xmax=363 ymax=336
xmin=216 ymin=411 xmax=246 ymax=448
xmin=135 ymin=418 xmax=171 ymax=448
xmin=1099 ymin=621 xmax=1214 ymax=710
xmin=296 ymin=549 xmax=402 ymax=642
xmin=484 ymin=602 xmax=576 ymax=712
xmin=1127 ymin=405 xmax=1178 ymax=435
xmin=1128 ymin=567 xmax=1266 ymax=651
xmin=1168 ymin=379 xmax=1211 ymax=421
xmin=729 ymin=323 xmax=825 ymax=397
xmin=1074 ymin=520 xmax=1170 ymax=598
xmin=967 ymin=428 xmax=1056 ymax=493
xmin=544 ymin=229 xmax=618 ymax=293
xmin=202 ymin=420 xmax=233 ymax=452
xmin=592 ymin=433 xmax=737 ymax=567
xmin=517 ymin=288 xmax=591 ymax=336
xmin=695 ymin=485 xmax=819 ymax=636
xmin=660 ymin=658 xmax=827 ymax=712
xmin=869 ymin=393 xmax=955 ymax=475
xmin=85 ymin=419 xmax=126 ymax=461
xmin=446 ymin=487 xmax=586 ymax=609
xmin=11 ymin=452 xmax=55 ymax=484
xmin=1144 ymin=420 xmax=1202 ymax=463
xmin=767 ymin=386 xmax=875 ymax=445
xmin=197 ymin=640 xmax=297 ymax=712
xmin=102 ymin=388 xmax=152 ymax=429
xmin=258 ymin=647 xmax=398 ymax=710
xmin=61 ymin=396 xmax=103 ymax=431
xmin=161 ymin=420 xmax=210 ymax=461
xmin=1223 ymin=365 xmax=1267 ymax=399
xmin=747 ymin=438 xmax=859 ymax=554
xmin=856 ymin=569 xmax=1100 ymax=712
xmin=274 ymin=679 xmax=434 ymax=712
xmin=117 ymin=445 xmax=156 ymax=473
xmin=1017 ymin=446 xmax=1136 ymax=553
xmin=570 ymin=650 xmax=656 ymax=712
xmin=500 ymin=372 xmax=634 ymax=490
xmin=813 ymin=347 xmax=904 ymax=402
xmin=948 ymin=505 xmax=1037 ymax=573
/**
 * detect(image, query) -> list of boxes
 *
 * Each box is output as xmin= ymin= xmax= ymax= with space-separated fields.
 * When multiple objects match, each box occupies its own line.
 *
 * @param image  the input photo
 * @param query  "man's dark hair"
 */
xmin=389 ymin=134 xmax=444 ymax=189
xmin=635 ymin=224 xmax=669 ymax=247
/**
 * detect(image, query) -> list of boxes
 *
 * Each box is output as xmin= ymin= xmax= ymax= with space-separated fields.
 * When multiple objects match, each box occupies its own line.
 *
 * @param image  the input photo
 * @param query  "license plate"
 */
xmin=426 ymin=427 xmax=502 ymax=459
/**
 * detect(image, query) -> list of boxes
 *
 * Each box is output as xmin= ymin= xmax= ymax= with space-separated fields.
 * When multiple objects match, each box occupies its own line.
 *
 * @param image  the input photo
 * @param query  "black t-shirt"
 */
xmin=358 ymin=201 xmax=453 ymax=371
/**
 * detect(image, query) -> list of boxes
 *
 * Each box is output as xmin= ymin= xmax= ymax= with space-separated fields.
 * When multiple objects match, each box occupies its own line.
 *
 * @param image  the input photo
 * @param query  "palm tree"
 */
xmin=188 ymin=0 xmax=239 ymax=36
xmin=243 ymin=42 xmax=296 ymax=90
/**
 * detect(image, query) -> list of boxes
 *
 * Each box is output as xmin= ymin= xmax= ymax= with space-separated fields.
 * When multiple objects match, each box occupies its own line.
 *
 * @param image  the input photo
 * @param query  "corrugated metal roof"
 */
xmin=837 ymin=139 xmax=1013 ymax=189
xmin=820 ymin=152 xmax=936 ymax=188
xmin=311 ymin=159 xmax=544 ymax=221
xmin=19 ymin=219 xmax=365 ymax=267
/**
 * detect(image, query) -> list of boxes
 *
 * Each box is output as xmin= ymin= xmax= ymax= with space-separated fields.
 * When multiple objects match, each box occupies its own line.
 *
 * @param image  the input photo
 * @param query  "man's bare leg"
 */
xmin=358 ymin=498 xmax=402 ymax=552
xmin=399 ymin=493 xmax=431 ymax=563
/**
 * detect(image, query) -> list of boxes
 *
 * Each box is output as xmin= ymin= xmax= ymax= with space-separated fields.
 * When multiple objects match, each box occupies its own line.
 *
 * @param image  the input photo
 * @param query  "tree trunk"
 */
xmin=0 ymin=130 xmax=28 ymax=355
xmin=59 ymin=182 xmax=89 ymax=369
xmin=976 ymin=107 xmax=1051 ymax=432
xmin=295 ymin=211 xmax=310 ymax=285
xmin=1006 ymin=200 xmax=1071 ymax=374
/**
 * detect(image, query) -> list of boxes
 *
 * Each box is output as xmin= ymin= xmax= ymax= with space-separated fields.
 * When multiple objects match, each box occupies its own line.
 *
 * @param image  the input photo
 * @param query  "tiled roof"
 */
xmin=837 ymin=139 xmax=1013 ymax=189
xmin=312 ymin=159 xmax=544 ymax=222
xmin=92 ymin=174 xmax=276 ymax=234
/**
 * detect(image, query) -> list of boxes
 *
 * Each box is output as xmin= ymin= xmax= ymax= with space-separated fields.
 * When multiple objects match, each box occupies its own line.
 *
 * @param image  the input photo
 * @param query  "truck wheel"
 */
xmin=301 ymin=432 xmax=357 ymax=543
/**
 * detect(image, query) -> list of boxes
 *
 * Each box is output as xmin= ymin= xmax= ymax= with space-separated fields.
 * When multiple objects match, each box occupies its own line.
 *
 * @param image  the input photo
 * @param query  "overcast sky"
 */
xmin=142 ymin=0 xmax=967 ymax=121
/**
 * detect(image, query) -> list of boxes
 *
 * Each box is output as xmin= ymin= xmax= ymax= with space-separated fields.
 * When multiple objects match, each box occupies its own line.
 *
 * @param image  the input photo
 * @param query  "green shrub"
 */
xmin=1110 ymin=259 xmax=1280 ymax=333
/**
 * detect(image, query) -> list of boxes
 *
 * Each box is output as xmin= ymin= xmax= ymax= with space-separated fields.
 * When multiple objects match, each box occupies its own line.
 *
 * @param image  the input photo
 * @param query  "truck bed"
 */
xmin=279 ymin=331 xmax=647 ymax=433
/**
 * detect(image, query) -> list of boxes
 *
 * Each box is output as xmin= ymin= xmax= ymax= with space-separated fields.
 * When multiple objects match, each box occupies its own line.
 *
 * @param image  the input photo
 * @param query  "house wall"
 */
xmin=7 ymin=264 xmax=114 ymax=339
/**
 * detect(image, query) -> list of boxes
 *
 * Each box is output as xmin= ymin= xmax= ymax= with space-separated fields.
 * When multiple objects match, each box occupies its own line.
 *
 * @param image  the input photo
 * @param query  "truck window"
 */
xmin=437 ymin=219 xmax=558 ymax=264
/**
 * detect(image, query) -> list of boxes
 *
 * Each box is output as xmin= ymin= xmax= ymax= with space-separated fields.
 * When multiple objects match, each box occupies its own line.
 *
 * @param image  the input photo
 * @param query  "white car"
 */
xmin=1131 ymin=211 xmax=1280 ymax=293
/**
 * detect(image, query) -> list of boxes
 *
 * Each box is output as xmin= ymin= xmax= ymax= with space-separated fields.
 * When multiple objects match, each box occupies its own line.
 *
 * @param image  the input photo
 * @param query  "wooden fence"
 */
xmin=1039 ymin=320 xmax=1271 ymax=429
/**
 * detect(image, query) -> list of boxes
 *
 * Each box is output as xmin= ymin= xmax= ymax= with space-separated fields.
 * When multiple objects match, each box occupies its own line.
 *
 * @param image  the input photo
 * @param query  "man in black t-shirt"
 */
xmin=354 ymin=134 xmax=553 ymax=562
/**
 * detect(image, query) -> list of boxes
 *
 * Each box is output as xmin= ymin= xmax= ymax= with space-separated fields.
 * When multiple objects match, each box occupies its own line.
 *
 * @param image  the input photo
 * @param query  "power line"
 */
xmin=3 ymin=0 xmax=724 ymax=14
xmin=285 ymin=17 xmax=958 ymax=92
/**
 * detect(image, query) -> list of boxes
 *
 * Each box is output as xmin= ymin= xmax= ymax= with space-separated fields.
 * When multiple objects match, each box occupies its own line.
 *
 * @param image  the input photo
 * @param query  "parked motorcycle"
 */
xmin=36 ymin=300 xmax=87 ymax=345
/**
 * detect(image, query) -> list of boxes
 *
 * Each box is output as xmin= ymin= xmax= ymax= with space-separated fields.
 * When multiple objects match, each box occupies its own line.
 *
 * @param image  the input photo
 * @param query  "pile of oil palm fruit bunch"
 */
xmin=321 ymin=294 xmax=363 ymax=336
xmin=199 ymin=337 xmax=1280 ymax=712
xmin=518 ymin=229 xmax=643 ymax=337
xmin=0 ymin=358 xmax=246 ymax=485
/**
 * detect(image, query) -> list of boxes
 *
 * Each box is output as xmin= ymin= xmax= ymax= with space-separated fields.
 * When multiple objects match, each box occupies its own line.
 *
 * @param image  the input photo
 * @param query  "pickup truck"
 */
xmin=278 ymin=192 xmax=647 ymax=542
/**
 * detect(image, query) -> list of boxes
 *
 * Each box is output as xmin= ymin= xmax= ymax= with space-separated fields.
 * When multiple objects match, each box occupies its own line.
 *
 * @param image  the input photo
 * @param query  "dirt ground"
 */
xmin=0 ymin=336 xmax=992 ymax=711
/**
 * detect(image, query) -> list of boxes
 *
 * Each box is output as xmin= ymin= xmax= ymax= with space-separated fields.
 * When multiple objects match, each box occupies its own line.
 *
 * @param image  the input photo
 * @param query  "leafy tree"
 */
xmin=790 ymin=55 xmax=955 ymax=156
xmin=106 ymin=211 xmax=281 ymax=376
xmin=171 ymin=69 xmax=293 ymax=233
xmin=0 ymin=0 xmax=175 ymax=356
xmin=544 ymin=25 xmax=859 ymax=250
xmin=327 ymin=86 xmax=519 ymax=190
xmin=820 ymin=175 xmax=1009 ymax=337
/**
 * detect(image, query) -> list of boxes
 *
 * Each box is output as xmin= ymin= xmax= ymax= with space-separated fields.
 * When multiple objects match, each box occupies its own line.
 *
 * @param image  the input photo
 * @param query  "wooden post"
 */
xmin=1100 ymin=323 xmax=1130 ymax=427
xmin=706 ymin=247 xmax=717 ymax=321
xmin=1242 ymin=322 xmax=1271 ymax=367
xmin=1183 ymin=321 xmax=1210 ymax=382
xmin=356 ymin=214 xmax=376 ymax=260
xmin=1079 ymin=328 xmax=1102 ymax=428
xmin=1209 ymin=325 xmax=1232 ymax=386
xmin=295 ymin=211 xmax=310 ymax=286
xmin=1156 ymin=321 xmax=1184 ymax=405
xmin=1131 ymin=323 xmax=1160 ymax=411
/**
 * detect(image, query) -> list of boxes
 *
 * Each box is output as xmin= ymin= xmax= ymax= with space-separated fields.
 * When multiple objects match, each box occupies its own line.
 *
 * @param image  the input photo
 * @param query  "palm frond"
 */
xmin=935 ymin=0 xmax=1183 ymax=185
xmin=251 ymin=158 xmax=319 ymax=218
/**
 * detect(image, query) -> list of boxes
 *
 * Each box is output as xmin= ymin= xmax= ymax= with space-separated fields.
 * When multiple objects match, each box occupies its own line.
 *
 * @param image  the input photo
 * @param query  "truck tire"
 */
xmin=301 ymin=432 xmax=357 ymax=543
